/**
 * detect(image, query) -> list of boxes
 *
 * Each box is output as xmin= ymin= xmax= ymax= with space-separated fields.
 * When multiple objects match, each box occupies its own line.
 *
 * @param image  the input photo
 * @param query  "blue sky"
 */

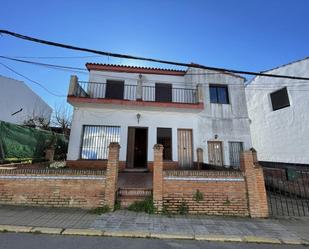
xmin=1 ymin=0 xmax=308 ymax=109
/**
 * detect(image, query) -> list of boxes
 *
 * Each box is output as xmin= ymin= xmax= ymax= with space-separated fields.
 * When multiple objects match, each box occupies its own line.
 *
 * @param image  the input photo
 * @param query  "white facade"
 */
xmin=245 ymin=58 xmax=309 ymax=164
xmin=0 ymin=75 xmax=52 ymax=124
xmin=67 ymin=65 xmax=252 ymax=167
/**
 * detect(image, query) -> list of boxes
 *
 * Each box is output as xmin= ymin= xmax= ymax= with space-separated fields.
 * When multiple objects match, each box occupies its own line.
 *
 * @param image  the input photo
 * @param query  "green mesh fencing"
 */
xmin=0 ymin=121 xmax=68 ymax=163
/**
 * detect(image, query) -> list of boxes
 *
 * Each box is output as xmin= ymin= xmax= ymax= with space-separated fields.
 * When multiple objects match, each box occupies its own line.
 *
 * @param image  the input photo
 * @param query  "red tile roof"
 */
xmin=86 ymin=63 xmax=186 ymax=76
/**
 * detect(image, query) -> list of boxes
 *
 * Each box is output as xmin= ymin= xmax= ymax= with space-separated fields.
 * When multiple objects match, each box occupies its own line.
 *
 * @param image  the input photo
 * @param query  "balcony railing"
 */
xmin=72 ymin=81 xmax=199 ymax=104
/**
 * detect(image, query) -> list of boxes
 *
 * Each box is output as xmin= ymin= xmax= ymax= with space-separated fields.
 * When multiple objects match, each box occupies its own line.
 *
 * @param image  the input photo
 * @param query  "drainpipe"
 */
xmin=136 ymin=74 xmax=143 ymax=101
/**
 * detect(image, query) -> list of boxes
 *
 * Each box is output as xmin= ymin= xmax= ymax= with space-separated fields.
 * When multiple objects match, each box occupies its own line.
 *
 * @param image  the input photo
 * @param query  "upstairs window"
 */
xmin=270 ymin=87 xmax=290 ymax=111
xmin=155 ymin=83 xmax=172 ymax=102
xmin=157 ymin=128 xmax=172 ymax=160
xmin=105 ymin=80 xmax=124 ymax=99
xmin=209 ymin=85 xmax=229 ymax=104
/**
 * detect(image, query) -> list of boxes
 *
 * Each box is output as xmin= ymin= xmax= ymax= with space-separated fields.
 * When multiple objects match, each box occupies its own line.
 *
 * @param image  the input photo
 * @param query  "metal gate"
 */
xmin=229 ymin=142 xmax=243 ymax=168
xmin=263 ymin=165 xmax=309 ymax=217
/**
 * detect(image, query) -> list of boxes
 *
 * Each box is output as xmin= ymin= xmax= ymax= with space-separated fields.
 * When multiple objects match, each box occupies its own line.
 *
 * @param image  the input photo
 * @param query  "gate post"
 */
xmin=104 ymin=142 xmax=120 ymax=210
xmin=240 ymin=149 xmax=269 ymax=218
xmin=153 ymin=144 xmax=164 ymax=213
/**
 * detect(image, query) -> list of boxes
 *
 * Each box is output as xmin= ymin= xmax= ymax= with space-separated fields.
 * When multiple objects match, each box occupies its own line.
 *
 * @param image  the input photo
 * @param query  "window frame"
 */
xmin=105 ymin=79 xmax=125 ymax=100
xmin=156 ymin=127 xmax=173 ymax=161
xmin=209 ymin=84 xmax=230 ymax=104
xmin=80 ymin=125 xmax=121 ymax=160
xmin=270 ymin=87 xmax=290 ymax=111
xmin=155 ymin=83 xmax=173 ymax=103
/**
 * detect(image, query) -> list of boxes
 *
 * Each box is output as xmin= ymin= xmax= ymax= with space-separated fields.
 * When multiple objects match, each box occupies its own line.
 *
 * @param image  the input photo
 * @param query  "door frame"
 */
xmin=126 ymin=126 xmax=148 ymax=168
xmin=177 ymin=128 xmax=193 ymax=169
xmin=207 ymin=141 xmax=224 ymax=166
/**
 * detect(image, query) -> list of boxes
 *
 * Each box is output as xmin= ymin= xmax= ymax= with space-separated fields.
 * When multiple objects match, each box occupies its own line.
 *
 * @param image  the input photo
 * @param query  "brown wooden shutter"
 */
xmin=105 ymin=80 xmax=124 ymax=99
xmin=155 ymin=83 xmax=172 ymax=102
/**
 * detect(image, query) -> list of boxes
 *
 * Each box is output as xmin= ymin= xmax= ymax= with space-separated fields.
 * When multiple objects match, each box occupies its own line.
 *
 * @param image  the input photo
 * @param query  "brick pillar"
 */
xmin=240 ymin=149 xmax=269 ymax=218
xmin=197 ymin=148 xmax=203 ymax=170
xmin=153 ymin=144 xmax=164 ymax=213
xmin=104 ymin=142 xmax=120 ymax=210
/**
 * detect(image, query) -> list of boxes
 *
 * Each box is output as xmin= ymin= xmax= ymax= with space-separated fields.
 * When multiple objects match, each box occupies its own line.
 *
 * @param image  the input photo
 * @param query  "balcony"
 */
xmin=68 ymin=78 xmax=204 ymax=109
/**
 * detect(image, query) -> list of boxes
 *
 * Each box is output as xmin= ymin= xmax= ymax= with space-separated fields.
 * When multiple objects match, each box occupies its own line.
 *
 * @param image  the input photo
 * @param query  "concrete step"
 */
xmin=117 ymin=188 xmax=152 ymax=208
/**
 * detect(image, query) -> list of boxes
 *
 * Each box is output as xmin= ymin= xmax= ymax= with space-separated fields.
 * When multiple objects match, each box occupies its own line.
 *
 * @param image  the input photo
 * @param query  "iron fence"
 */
xmin=263 ymin=165 xmax=309 ymax=217
xmin=73 ymin=81 xmax=199 ymax=104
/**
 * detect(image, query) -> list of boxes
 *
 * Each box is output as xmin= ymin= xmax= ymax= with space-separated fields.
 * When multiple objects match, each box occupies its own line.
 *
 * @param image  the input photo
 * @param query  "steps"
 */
xmin=117 ymin=188 xmax=152 ymax=208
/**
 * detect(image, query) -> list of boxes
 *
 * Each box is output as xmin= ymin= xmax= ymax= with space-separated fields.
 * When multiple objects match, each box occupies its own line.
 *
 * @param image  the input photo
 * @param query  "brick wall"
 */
xmin=162 ymin=170 xmax=249 ymax=216
xmin=0 ymin=169 xmax=106 ymax=209
xmin=66 ymin=160 xmax=126 ymax=171
xmin=152 ymin=145 xmax=269 ymax=217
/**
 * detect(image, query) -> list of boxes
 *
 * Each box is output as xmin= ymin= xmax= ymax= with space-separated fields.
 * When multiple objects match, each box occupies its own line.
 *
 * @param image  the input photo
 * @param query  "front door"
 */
xmin=208 ymin=141 xmax=223 ymax=166
xmin=126 ymin=127 xmax=148 ymax=168
xmin=177 ymin=129 xmax=193 ymax=169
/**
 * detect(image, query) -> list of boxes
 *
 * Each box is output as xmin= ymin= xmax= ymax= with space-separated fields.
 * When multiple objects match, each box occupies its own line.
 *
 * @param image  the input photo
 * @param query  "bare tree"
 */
xmin=23 ymin=105 xmax=51 ymax=130
xmin=52 ymin=104 xmax=72 ymax=136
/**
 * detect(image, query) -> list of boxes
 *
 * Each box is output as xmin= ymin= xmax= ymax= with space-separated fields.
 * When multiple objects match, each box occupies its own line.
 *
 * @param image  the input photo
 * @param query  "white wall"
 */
xmin=67 ymin=68 xmax=252 ymax=165
xmin=245 ymin=58 xmax=309 ymax=164
xmin=0 ymin=75 xmax=52 ymax=124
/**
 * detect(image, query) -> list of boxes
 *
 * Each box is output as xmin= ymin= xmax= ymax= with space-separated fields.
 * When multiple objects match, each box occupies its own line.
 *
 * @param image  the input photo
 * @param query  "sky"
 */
xmin=1 ymin=0 xmax=308 ymax=111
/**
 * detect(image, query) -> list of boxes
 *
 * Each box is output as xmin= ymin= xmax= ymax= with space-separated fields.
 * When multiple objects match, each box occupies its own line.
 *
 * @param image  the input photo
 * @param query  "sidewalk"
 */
xmin=0 ymin=205 xmax=308 ymax=245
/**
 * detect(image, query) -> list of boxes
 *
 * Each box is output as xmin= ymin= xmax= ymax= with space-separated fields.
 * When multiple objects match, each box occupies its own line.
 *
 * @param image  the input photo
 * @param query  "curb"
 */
xmin=0 ymin=225 xmax=308 ymax=245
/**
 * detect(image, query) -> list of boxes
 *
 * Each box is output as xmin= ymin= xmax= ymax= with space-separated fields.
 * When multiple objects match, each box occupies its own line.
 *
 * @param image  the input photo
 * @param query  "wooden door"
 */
xmin=177 ymin=129 xmax=193 ymax=169
xmin=126 ymin=127 xmax=135 ymax=168
xmin=155 ymin=83 xmax=172 ymax=102
xmin=133 ymin=128 xmax=148 ymax=168
xmin=208 ymin=141 xmax=223 ymax=166
xmin=105 ymin=80 xmax=124 ymax=99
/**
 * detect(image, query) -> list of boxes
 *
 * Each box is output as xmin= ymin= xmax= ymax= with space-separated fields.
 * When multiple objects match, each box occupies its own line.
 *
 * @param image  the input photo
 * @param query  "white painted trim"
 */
xmin=164 ymin=176 xmax=244 ymax=182
xmin=0 ymin=175 xmax=105 ymax=180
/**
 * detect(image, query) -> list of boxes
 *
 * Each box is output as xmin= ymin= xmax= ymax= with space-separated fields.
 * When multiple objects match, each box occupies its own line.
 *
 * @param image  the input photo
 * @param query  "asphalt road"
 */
xmin=0 ymin=233 xmax=308 ymax=249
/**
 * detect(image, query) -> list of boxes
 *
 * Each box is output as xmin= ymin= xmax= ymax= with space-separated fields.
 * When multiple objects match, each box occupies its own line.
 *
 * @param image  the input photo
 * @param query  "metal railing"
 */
xmin=263 ymin=164 xmax=309 ymax=217
xmin=73 ymin=81 xmax=199 ymax=104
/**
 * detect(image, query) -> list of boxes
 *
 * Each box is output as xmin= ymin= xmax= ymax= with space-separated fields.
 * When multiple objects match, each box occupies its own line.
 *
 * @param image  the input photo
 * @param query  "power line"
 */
xmin=0 ymin=62 xmax=66 ymax=97
xmin=2 ymin=55 xmax=309 ymax=90
xmin=1 ymin=30 xmax=309 ymax=81
xmin=3 ymin=55 xmax=105 ymax=59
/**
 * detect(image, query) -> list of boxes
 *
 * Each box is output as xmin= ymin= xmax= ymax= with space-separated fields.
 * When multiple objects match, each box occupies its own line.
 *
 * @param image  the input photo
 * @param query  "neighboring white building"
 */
xmin=245 ymin=57 xmax=309 ymax=164
xmin=67 ymin=63 xmax=252 ymax=169
xmin=0 ymin=75 xmax=52 ymax=125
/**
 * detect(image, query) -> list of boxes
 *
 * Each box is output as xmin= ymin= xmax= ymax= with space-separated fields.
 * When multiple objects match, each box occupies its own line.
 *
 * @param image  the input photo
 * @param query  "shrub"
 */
xmin=114 ymin=200 xmax=121 ymax=211
xmin=193 ymin=189 xmax=204 ymax=202
xmin=127 ymin=196 xmax=155 ymax=214
xmin=88 ymin=205 xmax=111 ymax=214
xmin=178 ymin=201 xmax=189 ymax=215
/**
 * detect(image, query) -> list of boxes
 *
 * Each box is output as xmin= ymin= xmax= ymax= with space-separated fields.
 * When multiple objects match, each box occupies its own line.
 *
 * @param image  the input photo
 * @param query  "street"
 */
xmin=0 ymin=233 xmax=307 ymax=249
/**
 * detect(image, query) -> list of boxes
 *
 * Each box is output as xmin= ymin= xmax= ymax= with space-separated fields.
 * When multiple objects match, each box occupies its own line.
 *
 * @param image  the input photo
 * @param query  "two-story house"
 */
xmin=66 ymin=63 xmax=252 ymax=170
xmin=245 ymin=57 xmax=309 ymax=166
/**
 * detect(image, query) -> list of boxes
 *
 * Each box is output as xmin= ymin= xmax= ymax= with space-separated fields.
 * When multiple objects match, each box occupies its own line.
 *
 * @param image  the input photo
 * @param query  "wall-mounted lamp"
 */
xmin=136 ymin=113 xmax=141 ymax=124
xmin=214 ymin=134 xmax=218 ymax=139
